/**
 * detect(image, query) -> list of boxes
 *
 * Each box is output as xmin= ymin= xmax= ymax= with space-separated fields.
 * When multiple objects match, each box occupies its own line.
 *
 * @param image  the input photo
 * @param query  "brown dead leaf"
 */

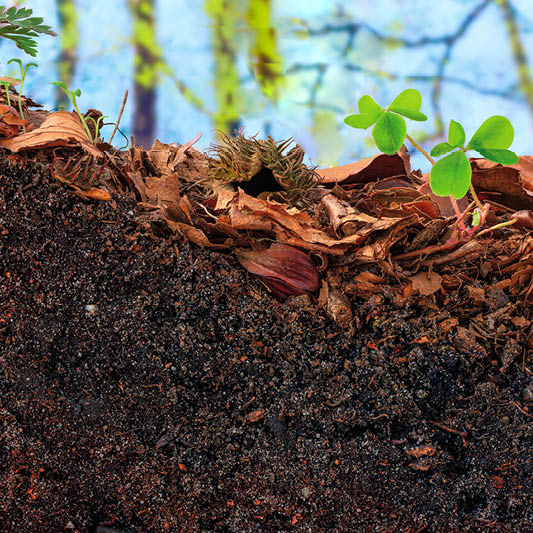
xmin=409 ymin=271 xmax=442 ymax=296
xmin=0 ymin=110 xmax=103 ymax=158
xmin=0 ymin=104 xmax=31 ymax=138
xmin=511 ymin=210 xmax=533 ymax=229
xmin=237 ymin=243 xmax=320 ymax=297
xmin=455 ymin=327 xmax=488 ymax=358
xmin=145 ymin=173 xmax=181 ymax=205
xmin=470 ymin=156 xmax=533 ymax=210
xmin=467 ymin=286 xmax=486 ymax=305
xmin=316 ymin=148 xmax=411 ymax=186
xmin=165 ymin=219 xmax=233 ymax=249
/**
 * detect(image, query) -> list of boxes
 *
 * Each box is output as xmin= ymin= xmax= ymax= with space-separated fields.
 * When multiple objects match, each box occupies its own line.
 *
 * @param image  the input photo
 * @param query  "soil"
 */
xmin=0 ymin=152 xmax=532 ymax=533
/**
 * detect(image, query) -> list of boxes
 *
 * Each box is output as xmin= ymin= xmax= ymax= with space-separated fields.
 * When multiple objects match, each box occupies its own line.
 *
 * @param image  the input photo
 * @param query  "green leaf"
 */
xmin=448 ymin=119 xmax=465 ymax=147
xmin=430 ymin=142 xmax=454 ymax=157
xmin=372 ymin=111 xmax=406 ymax=155
xmin=344 ymin=112 xmax=381 ymax=130
xmin=51 ymin=81 xmax=68 ymax=90
xmin=389 ymin=89 xmax=427 ymax=121
xmin=429 ymin=150 xmax=472 ymax=199
xmin=391 ymin=109 xmax=427 ymax=121
xmin=344 ymin=94 xmax=382 ymax=130
xmin=472 ymin=210 xmax=481 ymax=227
xmin=467 ymin=115 xmax=514 ymax=150
xmin=475 ymin=148 xmax=519 ymax=165
xmin=358 ymin=94 xmax=381 ymax=115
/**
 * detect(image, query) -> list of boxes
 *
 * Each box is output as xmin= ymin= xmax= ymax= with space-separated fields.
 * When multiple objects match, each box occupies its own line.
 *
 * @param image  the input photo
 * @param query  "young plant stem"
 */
xmin=469 ymin=183 xmax=484 ymax=211
xmin=405 ymin=133 xmax=464 ymax=225
xmin=405 ymin=133 xmax=434 ymax=165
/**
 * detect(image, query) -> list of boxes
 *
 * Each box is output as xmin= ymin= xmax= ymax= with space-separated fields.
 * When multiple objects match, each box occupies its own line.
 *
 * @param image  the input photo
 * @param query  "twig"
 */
xmin=109 ymin=89 xmax=128 ymax=145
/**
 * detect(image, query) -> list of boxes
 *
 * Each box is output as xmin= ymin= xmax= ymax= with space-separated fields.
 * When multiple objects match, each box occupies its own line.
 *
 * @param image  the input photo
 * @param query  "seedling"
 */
xmin=8 ymin=58 xmax=37 ymax=130
xmin=0 ymin=5 xmax=56 ymax=57
xmin=430 ymin=116 xmax=518 ymax=200
xmin=0 ymin=79 xmax=13 ymax=107
xmin=345 ymin=89 xmax=518 ymax=231
xmin=51 ymin=81 xmax=102 ymax=144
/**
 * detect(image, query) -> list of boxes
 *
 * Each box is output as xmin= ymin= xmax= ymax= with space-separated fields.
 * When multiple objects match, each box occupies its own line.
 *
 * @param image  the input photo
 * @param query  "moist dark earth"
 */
xmin=0 ymin=153 xmax=531 ymax=533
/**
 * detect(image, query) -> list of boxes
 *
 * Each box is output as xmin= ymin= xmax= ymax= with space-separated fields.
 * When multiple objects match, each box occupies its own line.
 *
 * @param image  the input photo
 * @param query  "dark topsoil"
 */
xmin=0 ymin=153 xmax=532 ymax=533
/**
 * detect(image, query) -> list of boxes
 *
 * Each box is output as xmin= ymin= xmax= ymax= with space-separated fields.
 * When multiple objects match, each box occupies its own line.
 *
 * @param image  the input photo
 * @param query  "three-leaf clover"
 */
xmin=344 ymin=89 xmax=427 ymax=155
xmin=430 ymin=116 xmax=518 ymax=199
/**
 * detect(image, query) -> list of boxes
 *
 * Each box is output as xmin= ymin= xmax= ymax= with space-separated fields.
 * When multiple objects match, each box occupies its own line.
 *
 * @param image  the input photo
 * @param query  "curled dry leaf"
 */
xmin=470 ymin=156 xmax=533 ymax=210
xmin=0 ymin=110 xmax=103 ymax=158
xmin=237 ymin=242 xmax=320 ymax=298
xmin=0 ymin=104 xmax=31 ymax=138
xmin=511 ymin=210 xmax=533 ymax=229
xmin=316 ymin=147 xmax=411 ymax=186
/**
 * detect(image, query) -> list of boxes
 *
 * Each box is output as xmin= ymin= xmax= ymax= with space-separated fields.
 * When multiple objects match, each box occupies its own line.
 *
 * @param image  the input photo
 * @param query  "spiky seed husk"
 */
xmin=208 ymin=131 xmax=319 ymax=204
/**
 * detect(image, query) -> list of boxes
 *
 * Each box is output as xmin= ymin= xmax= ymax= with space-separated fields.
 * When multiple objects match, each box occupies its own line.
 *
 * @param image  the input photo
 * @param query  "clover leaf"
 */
xmin=372 ymin=112 xmax=406 ymax=155
xmin=430 ymin=116 xmax=518 ymax=199
xmin=448 ymin=119 xmax=465 ymax=147
xmin=344 ymin=89 xmax=427 ymax=155
xmin=466 ymin=115 xmax=518 ymax=165
xmin=430 ymin=150 xmax=471 ymax=199
xmin=388 ymin=89 xmax=427 ymax=121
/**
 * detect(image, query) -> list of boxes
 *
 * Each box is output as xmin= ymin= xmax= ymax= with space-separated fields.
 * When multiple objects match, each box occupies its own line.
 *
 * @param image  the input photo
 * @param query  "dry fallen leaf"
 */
xmin=0 ymin=110 xmax=103 ymax=158
xmin=470 ymin=156 xmax=533 ymax=210
xmin=316 ymin=148 xmax=411 ymax=186
xmin=408 ymin=271 xmax=443 ymax=296
xmin=237 ymin=242 xmax=320 ymax=297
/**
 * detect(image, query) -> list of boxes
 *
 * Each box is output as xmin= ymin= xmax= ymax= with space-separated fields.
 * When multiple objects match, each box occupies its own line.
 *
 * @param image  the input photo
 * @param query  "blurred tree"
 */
xmin=496 ymin=0 xmax=533 ymax=121
xmin=205 ymin=0 xmax=245 ymax=135
xmin=55 ymin=0 xmax=78 ymax=110
xmin=246 ymin=0 xmax=283 ymax=101
xmin=128 ymin=0 xmax=160 ymax=148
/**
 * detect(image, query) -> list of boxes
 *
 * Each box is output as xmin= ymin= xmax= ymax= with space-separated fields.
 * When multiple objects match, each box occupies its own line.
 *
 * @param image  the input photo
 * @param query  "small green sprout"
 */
xmin=344 ymin=89 xmax=427 ymax=155
xmin=51 ymin=81 xmax=101 ymax=143
xmin=0 ymin=5 xmax=56 ymax=57
xmin=8 ymin=58 xmax=37 ymax=128
xmin=429 ymin=116 xmax=518 ymax=199
xmin=0 ymin=79 xmax=13 ymax=107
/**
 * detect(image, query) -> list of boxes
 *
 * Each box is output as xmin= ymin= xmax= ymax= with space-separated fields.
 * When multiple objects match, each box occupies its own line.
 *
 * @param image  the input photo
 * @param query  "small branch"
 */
xmin=109 ymin=89 xmax=128 ymax=145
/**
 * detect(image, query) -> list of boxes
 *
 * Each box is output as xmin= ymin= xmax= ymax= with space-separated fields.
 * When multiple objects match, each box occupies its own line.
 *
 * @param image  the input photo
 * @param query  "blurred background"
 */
xmin=2 ymin=0 xmax=532 ymax=171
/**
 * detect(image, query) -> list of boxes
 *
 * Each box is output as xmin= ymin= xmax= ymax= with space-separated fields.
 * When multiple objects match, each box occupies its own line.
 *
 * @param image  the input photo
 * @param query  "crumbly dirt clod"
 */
xmin=0 ymin=154 xmax=531 ymax=532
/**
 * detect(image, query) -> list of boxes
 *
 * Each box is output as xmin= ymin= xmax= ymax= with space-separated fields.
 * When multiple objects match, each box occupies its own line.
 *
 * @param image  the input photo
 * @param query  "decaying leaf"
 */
xmin=511 ymin=210 xmax=533 ymax=229
xmin=408 ymin=271 xmax=443 ymax=296
xmin=0 ymin=110 xmax=103 ymax=158
xmin=237 ymin=242 xmax=319 ymax=297
xmin=316 ymin=147 xmax=411 ymax=186
xmin=470 ymin=156 xmax=533 ymax=210
xmin=0 ymin=104 xmax=31 ymax=138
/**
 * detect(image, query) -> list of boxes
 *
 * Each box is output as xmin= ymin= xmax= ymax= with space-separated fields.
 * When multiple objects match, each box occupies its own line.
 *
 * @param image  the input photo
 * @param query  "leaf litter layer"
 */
xmin=0 ymin=98 xmax=532 ymax=531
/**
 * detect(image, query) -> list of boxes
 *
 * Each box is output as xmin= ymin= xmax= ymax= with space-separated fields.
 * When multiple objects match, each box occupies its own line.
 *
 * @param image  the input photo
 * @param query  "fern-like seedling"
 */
xmin=0 ymin=5 xmax=56 ymax=57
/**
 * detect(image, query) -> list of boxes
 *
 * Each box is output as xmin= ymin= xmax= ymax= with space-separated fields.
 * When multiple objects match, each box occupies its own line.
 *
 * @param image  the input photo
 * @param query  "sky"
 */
xmin=4 ymin=0 xmax=533 ymax=171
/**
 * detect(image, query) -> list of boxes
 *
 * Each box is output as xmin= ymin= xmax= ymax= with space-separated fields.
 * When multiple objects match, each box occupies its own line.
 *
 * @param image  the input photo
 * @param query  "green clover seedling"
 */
xmin=430 ymin=116 xmax=518 ymax=199
xmin=344 ymin=89 xmax=427 ymax=155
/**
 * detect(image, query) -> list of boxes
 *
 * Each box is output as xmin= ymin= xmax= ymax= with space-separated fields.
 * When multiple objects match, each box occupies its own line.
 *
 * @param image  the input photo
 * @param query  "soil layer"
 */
xmin=1 ymin=154 xmax=532 ymax=532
